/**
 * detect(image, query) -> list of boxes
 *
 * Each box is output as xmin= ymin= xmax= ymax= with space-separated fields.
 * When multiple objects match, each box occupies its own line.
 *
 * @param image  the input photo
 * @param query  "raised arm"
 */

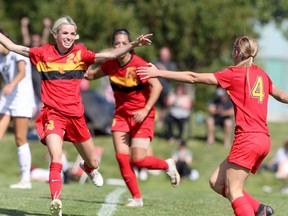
xmin=0 ymin=33 xmax=30 ymax=57
xmin=271 ymin=85 xmax=288 ymax=103
xmin=20 ymin=17 xmax=31 ymax=47
xmin=136 ymin=63 xmax=218 ymax=85
xmin=94 ymin=33 xmax=152 ymax=62
xmin=41 ymin=17 xmax=52 ymax=45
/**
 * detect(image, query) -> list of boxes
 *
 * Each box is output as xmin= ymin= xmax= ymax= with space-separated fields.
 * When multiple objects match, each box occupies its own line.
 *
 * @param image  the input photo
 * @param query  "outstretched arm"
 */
xmin=84 ymin=65 xmax=106 ymax=80
xmin=94 ymin=34 xmax=152 ymax=62
xmin=271 ymin=85 xmax=288 ymax=103
xmin=136 ymin=63 xmax=218 ymax=85
xmin=0 ymin=33 xmax=30 ymax=57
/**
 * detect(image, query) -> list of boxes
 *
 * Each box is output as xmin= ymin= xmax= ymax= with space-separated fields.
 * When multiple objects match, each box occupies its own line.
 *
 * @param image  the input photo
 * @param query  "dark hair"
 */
xmin=112 ymin=28 xmax=134 ymax=54
xmin=111 ymin=28 xmax=132 ymax=45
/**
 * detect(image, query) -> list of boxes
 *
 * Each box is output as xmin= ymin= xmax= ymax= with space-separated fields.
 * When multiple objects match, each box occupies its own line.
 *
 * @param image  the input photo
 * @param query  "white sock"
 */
xmin=62 ymin=153 xmax=69 ymax=172
xmin=17 ymin=143 xmax=31 ymax=182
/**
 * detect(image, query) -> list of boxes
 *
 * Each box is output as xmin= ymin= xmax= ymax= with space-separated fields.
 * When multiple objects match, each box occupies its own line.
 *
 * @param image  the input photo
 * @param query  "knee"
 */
xmin=224 ymin=119 xmax=233 ymax=129
xmin=209 ymin=176 xmax=216 ymax=190
xmin=15 ymin=135 xmax=27 ymax=146
xmin=209 ymin=175 xmax=223 ymax=194
xmin=132 ymin=158 xmax=146 ymax=169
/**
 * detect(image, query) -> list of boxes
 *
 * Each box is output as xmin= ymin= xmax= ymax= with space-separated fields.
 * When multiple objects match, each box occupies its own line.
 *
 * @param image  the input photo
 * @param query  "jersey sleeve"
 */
xmin=213 ymin=67 xmax=234 ymax=89
xmin=100 ymin=60 xmax=113 ymax=75
xmin=267 ymin=75 xmax=273 ymax=94
xmin=29 ymin=47 xmax=42 ymax=66
xmin=81 ymin=45 xmax=96 ymax=66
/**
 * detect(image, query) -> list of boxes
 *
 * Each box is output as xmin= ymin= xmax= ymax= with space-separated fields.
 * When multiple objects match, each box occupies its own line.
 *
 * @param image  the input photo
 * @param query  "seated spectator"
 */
xmin=172 ymin=140 xmax=199 ymax=181
xmin=206 ymin=86 xmax=234 ymax=147
xmin=166 ymin=83 xmax=193 ymax=144
xmin=260 ymin=140 xmax=288 ymax=173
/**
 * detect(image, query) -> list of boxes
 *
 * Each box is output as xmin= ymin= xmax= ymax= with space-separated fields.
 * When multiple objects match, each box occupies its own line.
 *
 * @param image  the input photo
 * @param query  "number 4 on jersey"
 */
xmin=251 ymin=76 xmax=264 ymax=103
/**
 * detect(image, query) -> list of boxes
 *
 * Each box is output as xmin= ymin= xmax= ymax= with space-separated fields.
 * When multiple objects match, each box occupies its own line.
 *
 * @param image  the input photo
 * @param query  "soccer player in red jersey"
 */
xmin=137 ymin=35 xmax=288 ymax=216
xmin=84 ymin=29 xmax=180 ymax=207
xmin=0 ymin=16 xmax=152 ymax=216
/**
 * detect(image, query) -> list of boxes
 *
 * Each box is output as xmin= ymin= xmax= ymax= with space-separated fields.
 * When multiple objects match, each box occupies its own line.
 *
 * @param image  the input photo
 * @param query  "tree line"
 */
xmin=1 ymin=0 xmax=287 ymax=110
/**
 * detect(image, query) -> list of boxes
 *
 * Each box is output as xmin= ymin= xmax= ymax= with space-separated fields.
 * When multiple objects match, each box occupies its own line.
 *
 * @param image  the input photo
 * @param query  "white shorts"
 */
xmin=0 ymin=105 xmax=34 ymax=118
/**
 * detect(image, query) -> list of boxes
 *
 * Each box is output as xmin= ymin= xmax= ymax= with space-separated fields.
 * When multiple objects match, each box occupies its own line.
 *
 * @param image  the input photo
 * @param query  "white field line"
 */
xmin=97 ymin=187 xmax=127 ymax=216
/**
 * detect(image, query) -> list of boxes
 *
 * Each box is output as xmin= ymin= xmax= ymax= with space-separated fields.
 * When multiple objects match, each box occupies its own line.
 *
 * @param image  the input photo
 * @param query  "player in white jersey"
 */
xmin=0 ymin=31 xmax=35 ymax=189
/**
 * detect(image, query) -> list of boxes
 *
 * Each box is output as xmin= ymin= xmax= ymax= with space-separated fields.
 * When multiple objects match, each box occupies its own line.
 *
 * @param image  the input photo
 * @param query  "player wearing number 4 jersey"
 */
xmin=0 ymin=16 xmax=152 ymax=216
xmin=137 ymin=35 xmax=288 ymax=216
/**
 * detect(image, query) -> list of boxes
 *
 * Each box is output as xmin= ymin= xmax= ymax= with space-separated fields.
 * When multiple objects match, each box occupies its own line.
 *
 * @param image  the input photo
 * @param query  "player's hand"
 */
xmin=133 ymin=108 xmax=149 ymax=124
xmin=43 ymin=17 xmax=52 ymax=27
xmin=21 ymin=17 xmax=30 ymax=26
xmin=134 ymin=34 xmax=153 ymax=47
xmin=136 ymin=63 xmax=159 ymax=80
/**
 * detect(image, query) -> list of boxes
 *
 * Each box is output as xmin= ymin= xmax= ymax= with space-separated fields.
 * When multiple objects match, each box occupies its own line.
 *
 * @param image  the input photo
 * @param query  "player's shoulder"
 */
xmin=131 ymin=54 xmax=147 ymax=64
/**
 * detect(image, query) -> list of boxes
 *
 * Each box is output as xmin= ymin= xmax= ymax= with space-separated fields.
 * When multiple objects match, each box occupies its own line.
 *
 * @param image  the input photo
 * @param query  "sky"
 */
xmin=257 ymin=21 xmax=288 ymax=59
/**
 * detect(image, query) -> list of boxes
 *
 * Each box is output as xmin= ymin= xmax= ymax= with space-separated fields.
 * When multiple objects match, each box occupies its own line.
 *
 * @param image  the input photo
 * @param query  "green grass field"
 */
xmin=0 ymin=120 xmax=288 ymax=216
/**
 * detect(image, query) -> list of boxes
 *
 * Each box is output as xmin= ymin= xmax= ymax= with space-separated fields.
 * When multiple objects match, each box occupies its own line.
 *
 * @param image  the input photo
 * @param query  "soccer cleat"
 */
xmin=166 ymin=158 xmax=180 ymax=187
xmin=126 ymin=198 xmax=144 ymax=207
xmin=79 ymin=161 xmax=104 ymax=187
xmin=50 ymin=199 xmax=62 ymax=216
xmin=9 ymin=181 xmax=32 ymax=189
xmin=256 ymin=204 xmax=274 ymax=216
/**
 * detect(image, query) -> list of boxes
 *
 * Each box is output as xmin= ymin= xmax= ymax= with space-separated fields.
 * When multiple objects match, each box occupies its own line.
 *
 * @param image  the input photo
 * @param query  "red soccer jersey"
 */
xmin=29 ymin=44 xmax=95 ymax=117
xmin=101 ymin=54 xmax=155 ymax=116
xmin=214 ymin=64 xmax=273 ymax=134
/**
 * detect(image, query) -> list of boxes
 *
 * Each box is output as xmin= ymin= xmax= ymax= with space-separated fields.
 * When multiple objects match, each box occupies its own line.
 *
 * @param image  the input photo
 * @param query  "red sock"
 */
xmin=222 ymin=186 xmax=260 ymax=213
xmin=243 ymin=190 xmax=260 ymax=213
xmin=84 ymin=162 xmax=94 ymax=173
xmin=232 ymin=196 xmax=254 ymax=216
xmin=49 ymin=162 xmax=62 ymax=200
xmin=132 ymin=156 xmax=168 ymax=170
xmin=116 ymin=154 xmax=141 ymax=198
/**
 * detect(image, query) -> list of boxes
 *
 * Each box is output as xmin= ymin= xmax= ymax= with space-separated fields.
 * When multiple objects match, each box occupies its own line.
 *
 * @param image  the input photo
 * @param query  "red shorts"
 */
xmin=35 ymin=106 xmax=91 ymax=145
xmin=111 ymin=113 xmax=154 ymax=139
xmin=228 ymin=132 xmax=270 ymax=174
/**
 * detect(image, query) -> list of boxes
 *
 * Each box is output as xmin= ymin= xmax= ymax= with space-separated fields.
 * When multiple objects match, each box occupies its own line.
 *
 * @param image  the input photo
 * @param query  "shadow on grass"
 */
xmin=0 ymin=208 xmax=47 ymax=216
xmin=0 ymin=208 xmax=86 ymax=216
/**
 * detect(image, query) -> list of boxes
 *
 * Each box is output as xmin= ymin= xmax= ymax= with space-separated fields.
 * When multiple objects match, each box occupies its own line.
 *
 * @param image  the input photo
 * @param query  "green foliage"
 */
xmin=1 ymin=0 xmax=288 ymax=110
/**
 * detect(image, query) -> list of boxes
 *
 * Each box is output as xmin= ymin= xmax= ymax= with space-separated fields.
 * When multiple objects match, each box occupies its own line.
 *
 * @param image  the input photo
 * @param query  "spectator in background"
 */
xmin=0 ymin=29 xmax=35 ymax=189
xmin=154 ymin=47 xmax=177 ymax=129
xmin=172 ymin=140 xmax=199 ymax=181
xmin=20 ymin=17 xmax=52 ymax=120
xmin=261 ymin=140 xmax=288 ymax=174
xmin=206 ymin=86 xmax=234 ymax=147
xmin=166 ymin=83 xmax=193 ymax=144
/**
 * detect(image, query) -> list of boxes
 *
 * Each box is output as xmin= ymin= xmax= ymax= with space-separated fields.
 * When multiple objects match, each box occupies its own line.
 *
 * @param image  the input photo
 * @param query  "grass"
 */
xmin=0 ymin=118 xmax=288 ymax=215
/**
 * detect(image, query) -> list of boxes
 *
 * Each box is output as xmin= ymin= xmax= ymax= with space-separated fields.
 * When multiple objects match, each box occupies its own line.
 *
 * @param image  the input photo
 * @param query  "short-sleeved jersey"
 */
xmin=0 ymin=51 xmax=35 ymax=109
xmin=100 ymin=54 xmax=155 ymax=116
xmin=214 ymin=64 xmax=273 ymax=134
xmin=29 ymin=44 xmax=95 ymax=117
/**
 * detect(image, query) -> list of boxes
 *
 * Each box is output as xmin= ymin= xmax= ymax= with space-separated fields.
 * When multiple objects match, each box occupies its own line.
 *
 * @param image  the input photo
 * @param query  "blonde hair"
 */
xmin=233 ymin=35 xmax=258 ymax=67
xmin=233 ymin=35 xmax=259 ymax=95
xmin=51 ymin=16 xmax=79 ymax=39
